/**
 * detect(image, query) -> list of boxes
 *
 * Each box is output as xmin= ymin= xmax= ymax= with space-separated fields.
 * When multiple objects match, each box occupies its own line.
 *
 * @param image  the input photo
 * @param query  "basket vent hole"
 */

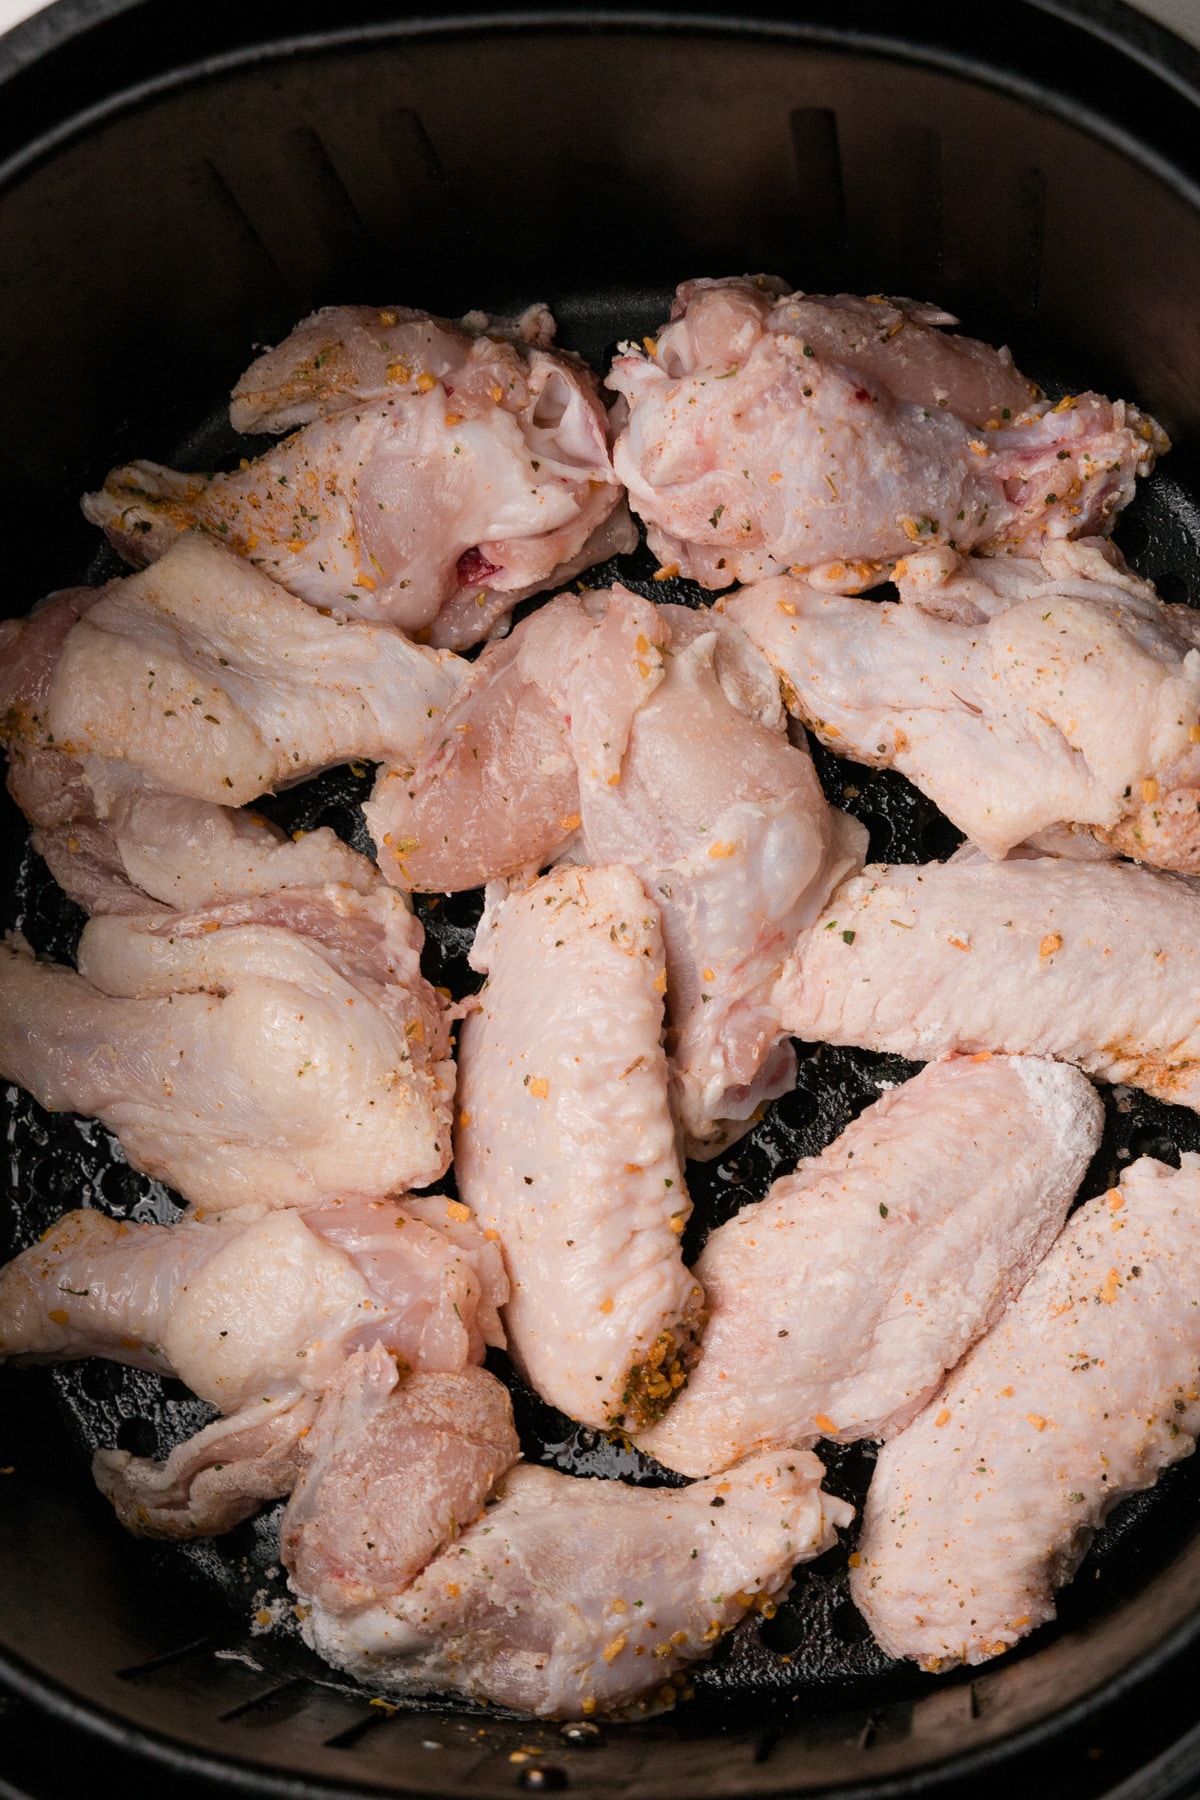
xmin=116 ymin=1417 xmax=158 ymax=1457
xmin=79 ymin=1360 xmax=122 ymax=1402
xmin=1127 ymin=1129 xmax=1180 ymax=1168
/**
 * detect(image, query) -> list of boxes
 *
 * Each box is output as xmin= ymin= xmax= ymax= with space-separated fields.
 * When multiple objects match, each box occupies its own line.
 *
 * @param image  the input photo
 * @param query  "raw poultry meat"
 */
xmin=98 ymin=1392 xmax=322 ymax=1539
xmin=82 ymin=305 xmax=632 ymax=648
xmin=851 ymin=1154 xmax=1200 ymax=1670
xmin=608 ymin=277 xmax=1166 ymax=590
xmin=454 ymin=864 xmax=701 ymax=1431
xmin=364 ymin=606 xmax=581 ymax=895
xmin=774 ymin=851 xmax=1200 ymax=1111
xmin=576 ymin=595 xmax=865 ymax=1154
xmin=0 ymin=1198 xmax=505 ymax=1537
xmin=228 ymin=303 xmax=557 ymax=433
xmin=0 ymin=570 xmax=383 ymax=912
xmin=0 ymin=534 xmax=462 ymax=812
xmin=371 ymin=585 xmax=863 ymax=1154
xmin=282 ymin=1345 xmax=520 ymax=1610
xmin=0 ymin=882 xmax=453 ymax=1210
xmin=638 ymin=1055 xmax=1101 ymax=1477
xmin=0 ymin=1197 xmax=507 ymax=1392
xmin=725 ymin=538 xmax=1200 ymax=868
xmin=287 ymin=1345 xmax=850 ymax=1719
xmin=5 ymin=745 xmax=381 ymax=917
xmin=0 ymin=1197 xmax=506 ymax=1538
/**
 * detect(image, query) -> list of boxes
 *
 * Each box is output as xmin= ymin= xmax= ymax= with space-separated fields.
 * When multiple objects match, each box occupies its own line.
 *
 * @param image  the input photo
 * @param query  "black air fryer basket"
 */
xmin=5 ymin=3 xmax=1200 ymax=1797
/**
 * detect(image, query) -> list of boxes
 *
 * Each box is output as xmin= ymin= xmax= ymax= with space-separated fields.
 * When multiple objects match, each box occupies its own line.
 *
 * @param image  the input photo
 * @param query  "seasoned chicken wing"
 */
xmin=608 ymin=278 xmax=1166 ymax=590
xmin=229 ymin=303 xmax=556 ymax=433
xmin=282 ymin=1344 xmax=520 ymax=1611
xmin=725 ymin=539 xmax=1200 ymax=868
xmin=289 ymin=1346 xmax=849 ymax=1719
xmin=0 ymin=1198 xmax=506 ymax=1538
xmin=851 ymin=1154 xmax=1200 ymax=1670
xmin=0 ymin=1197 xmax=506 ymax=1394
xmin=775 ymin=852 xmax=1200 ymax=1111
xmin=83 ymin=306 xmax=631 ymax=648
xmin=371 ymin=586 xmax=863 ymax=1153
xmin=638 ymin=1055 xmax=1101 ymax=1476
xmin=0 ymin=883 xmax=453 ymax=1209
xmin=0 ymin=574 xmax=381 ymax=913
xmin=454 ymin=864 xmax=702 ymax=1430
xmin=1 ymin=1193 xmax=505 ymax=1532
xmin=364 ymin=599 xmax=583 ymax=894
xmin=4 ymin=534 xmax=461 ymax=811
xmin=575 ymin=596 xmax=865 ymax=1154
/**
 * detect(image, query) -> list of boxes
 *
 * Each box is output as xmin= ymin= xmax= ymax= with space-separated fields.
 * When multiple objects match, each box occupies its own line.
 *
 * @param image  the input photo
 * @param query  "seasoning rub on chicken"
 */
xmin=638 ymin=1055 xmax=1101 ymax=1476
xmin=852 ymin=1154 xmax=1200 ymax=1670
xmin=370 ymin=584 xmax=863 ymax=1155
xmin=609 ymin=277 xmax=1166 ymax=592
xmin=453 ymin=864 xmax=702 ymax=1430
xmin=0 ymin=534 xmax=462 ymax=815
xmin=775 ymin=849 xmax=1200 ymax=1112
xmin=0 ymin=883 xmax=453 ymax=1210
xmin=0 ymin=1198 xmax=506 ymax=1536
xmin=83 ymin=304 xmax=632 ymax=649
xmin=725 ymin=538 xmax=1200 ymax=870
xmin=286 ymin=1343 xmax=851 ymax=1720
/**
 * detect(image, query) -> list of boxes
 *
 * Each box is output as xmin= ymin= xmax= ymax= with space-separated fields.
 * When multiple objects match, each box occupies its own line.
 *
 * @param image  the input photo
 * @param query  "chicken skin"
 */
xmin=287 ymin=1346 xmax=850 ymax=1720
xmin=774 ymin=851 xmax=1200 ymax=1112
xmin=638 ymin=1055 xmax=1101 ymax=1476
xmin=0 ymin=1199 xmax=506 ymax=1537
xmin=608 ymin=278 xmax=1166 ymax=591
xmin=725 ymin=538 xmax=1200 ymax=868
xmin=0 ymin=1198 xmax=506 ymax=1392
xmin=371 ymin=586 xmax=863 ymax=1154
xmin=852 ymin=1154 xmax=1200 ymax=1670
xmin=0 ymin=883 xmax=453 ymax=1210
xmin=2 ymin=534 xmax=462 ymax=813
xmin=0 ymin=564 xmax=388 ymax=913
xmin=83 ymin=305 xmax=631 ymax=649
xmin=454 ymin=865 xmax=701 ymax=1430
xmin=282 ymin=1345 xmax=520 ymax=1612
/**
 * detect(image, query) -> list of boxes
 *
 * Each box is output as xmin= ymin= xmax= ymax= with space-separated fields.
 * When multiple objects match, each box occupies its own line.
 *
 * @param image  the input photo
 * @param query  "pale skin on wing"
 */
xmin=453 ymin=862 xmax=702 ymax=1432
xmin=852 ymin=1154 xmax=1200 ymax=1670
xmin=638 ymin=1055 xmax=1102 ymax=1476
xmin=724 ymin=537 xmax=1200 ymax=870
xmin=608 ymin=277 xmax=1166 ymax=590
xmin=83 ymin=305 xmax=627 ymax=648
xmin=774 ymin=852 xmax=1200 ymax=1113
xmin=0 ymin=881 xmax=454 ymax=1211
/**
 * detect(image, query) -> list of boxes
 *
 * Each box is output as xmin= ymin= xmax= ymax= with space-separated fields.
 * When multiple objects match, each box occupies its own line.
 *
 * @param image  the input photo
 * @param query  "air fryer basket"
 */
xmin=4 ymin=4 xmax=1200 ymax=1797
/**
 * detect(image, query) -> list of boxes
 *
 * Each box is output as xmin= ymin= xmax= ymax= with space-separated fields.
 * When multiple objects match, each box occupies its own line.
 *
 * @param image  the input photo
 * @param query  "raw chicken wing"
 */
xmin=83 ymin=305 xmax=631 ymax=648
xmin=365 ymin=606 xmax=581 ymax=893
xmin=282 ymin=1344 xmax=520 ymax=1611
xmin=638 ymin=1055 xmax=1101 ymax=1476
xmin=229 ymin=303 xmax=556 ymax=433
xmin=0 ymin=1198 xmax=506 ymax=1536
xmin=575 ymin=595 xmax=865 ymax=1154
xmin=10 ymin=535 xmax=461 ymax=810
xmin=852 ymin=1153 xmax=1200 ymax=1669
xmin=291 ymin=1357 xmax=849 ymax=1719
xmin=609 ymin=278 xmax=1166 ymax=590
xmin=0 ymin=1197 xmax=506 ymax=1392
xmin=775 ymin=851 xmax=1200 ymax=1110
xmin=725 ymin=538 xmax=1200 ymax=867
xmin=372 ymin=586 xmax=864 ymax=1153
xmin=454 ymin=865 xmax=702 ymax=1430
xmin=0 ymin=577 xmax=382 ymax=912
xmin=0 ymin=883 xmax=453 ymax=1209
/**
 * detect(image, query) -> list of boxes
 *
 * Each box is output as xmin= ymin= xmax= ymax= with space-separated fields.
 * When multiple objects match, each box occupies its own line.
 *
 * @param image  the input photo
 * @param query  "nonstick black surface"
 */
xmin=5 ymin=289 xmax=1200 ymax=1782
